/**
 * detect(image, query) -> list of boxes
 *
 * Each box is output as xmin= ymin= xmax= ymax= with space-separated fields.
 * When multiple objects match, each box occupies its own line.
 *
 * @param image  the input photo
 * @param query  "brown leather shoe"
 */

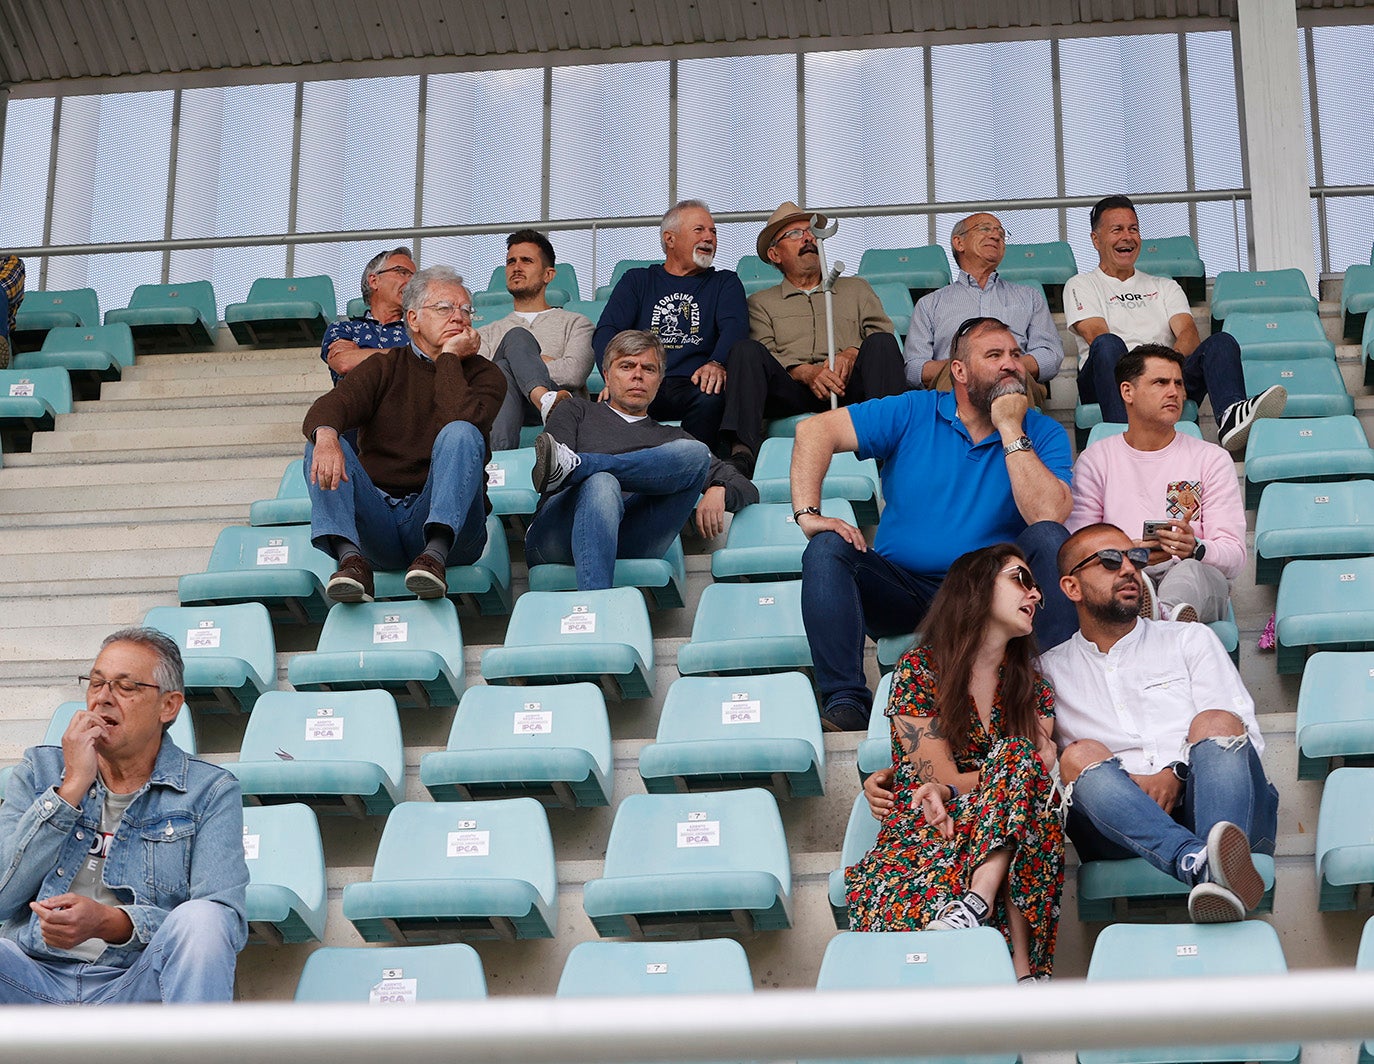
xmin=327 ymin=555 xmax=374 ymax=603
xmin=404 ymin=551 xmax=448 ymax=599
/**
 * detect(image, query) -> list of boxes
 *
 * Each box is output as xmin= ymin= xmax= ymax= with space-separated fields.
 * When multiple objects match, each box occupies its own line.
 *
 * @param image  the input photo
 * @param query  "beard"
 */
xmin=1082 ymin=577 xmax=1141 ymax=625
xmin=692 ymin=247 xmax=716 ymax=269
xmin=966 ymin=368 xmax=1026 ymax=414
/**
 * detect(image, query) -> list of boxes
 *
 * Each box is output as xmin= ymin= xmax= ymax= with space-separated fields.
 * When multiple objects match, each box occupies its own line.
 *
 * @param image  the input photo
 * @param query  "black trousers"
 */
xmin=648 ymin=373 xmax=727 ymax=454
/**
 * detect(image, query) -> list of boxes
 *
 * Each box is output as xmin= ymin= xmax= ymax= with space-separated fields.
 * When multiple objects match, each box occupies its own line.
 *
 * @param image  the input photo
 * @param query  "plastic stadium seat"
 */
xmin=1076 ymin=854 xmax=1275 ymax=922
xmin=224 ymin=275 xmax=337 ymax=346
xmin=1080 ymin=922 xmax=1297 ymax=1064
xmin=43 ymin=699 xmax=196 ymax=754
xmin=870 ymin=281 xmax=913 ymax=338
xmin=295 ymin=943 xmax=487 ymax=1003
xmin=594 ymin=259 xmax=661 ymax=301
xmin=371 ymin=515 xmax=512 ymax=616
xmin=815 ymin=930 xmax=1018 ymax=1064
xmin=481 ymin=588 xmax=655 ymax=701
xmin=856 ymin=246 xmax=951 ymax=299
xmin=485 ymin=447 xmax=538 ymax=534
xmin=827 ymin=794 xmax=880 ymax=928
xmin=241 ymin=803 xmax=327 ymax=944
xmin=343 ymin=798 xmax=558 ymax=942
xmin=222 ymin=690 xmax=404 ymax=817
xmin=178 ymin=524 xmax=335 ymax=624
xmin=0 ymin=367 xmax=74 ymax=437
xmin=877 ymin=633 xmax=915 ymax=674
xmin=1225 ymin=310 xmax=1337 ymax=361
xmin=480 ymin=262 xmax=579 ymax=306
xmin=1342 ymin=262 xmax=1374 ymax=342
xmin=563 ymin=298 xmax=608 ymax=328
xmin=711 ymin=499 xmax=857 ymax=582
xmin=1137 ymin=236 xmax=1207 ymax=305
xmin=1275 ymin=557 xmax=1374 ymax=675
xmin=1242 ymin=415 xmax=1374 ymax=510
xmin=1254 ymin=481 xmax=1374 ymax=585
xmin=468 ymin=297 xmax=514 ymax=325
xmin=142 ymin=603 xmax=276 ymax=714
xmin=583 ymin=788 xmax=792 ymax=937
xmin=587 ymin=363 xmax=605 ymax=394
xmin=1318 ymin=768 xmax=1374 ymax=910
xmin=557 ymin=938 xmax=754 ymax=997
xmin=752 ymin=437 xmax=882 ymax=526
xmin=12 ymin=324 xmax=136 ymax=395
xmin=1243 ymin=359 xmax=1352 ymax=418
xmin=345 ymin=297 xmax=368 ymax=318
xmin=528 ymin=535 xmax=687 ymax=610
xmin=1083 ymin=420 xmax=1204 ymax=448
xmin=856 ymin=672 xmax=896 ymax=779
xmin=12 ymin=287 xmax=100 ymax=350
xmin=420 ymin=682 xmax=612 ymax=808
xmin=1074 ymin=400 xmax=1198 ymax=451
xmin=105 ymin=280 xmax=219 ymax=353
xmin=1208 ymin=600 xmax=1241 ymax=666
xmin=288 ymin=598 xmax=465 ymax=709
xmin=763 ymin=412 xmax=811 ymax=439
xmin=249 ymin=460 xmax=310 ymax=526
xmin=1295 ymin=652 xmax=1374 ymax=780
xmin=1209 ymin=268 xmax=1317 ymax=332
xmin=736 ymin=254 xmax=777 ymax=296
xmin=639 ymin=672 xmax=825 ymax=798
xmin=676 ymin=580 xmax=811 ymax=677
xmin=994 ymin=240 xmax=1077 ymax=312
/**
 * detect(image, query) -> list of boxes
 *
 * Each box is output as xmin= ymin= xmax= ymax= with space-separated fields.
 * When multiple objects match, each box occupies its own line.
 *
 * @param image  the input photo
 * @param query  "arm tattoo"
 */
xmin=893 ymin=716 xmax=937 ymax=783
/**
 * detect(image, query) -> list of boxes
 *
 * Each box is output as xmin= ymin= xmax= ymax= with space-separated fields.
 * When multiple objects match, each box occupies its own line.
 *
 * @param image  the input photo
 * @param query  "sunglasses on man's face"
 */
xmin=1067 ymin=546 xmax=1151 ymax=577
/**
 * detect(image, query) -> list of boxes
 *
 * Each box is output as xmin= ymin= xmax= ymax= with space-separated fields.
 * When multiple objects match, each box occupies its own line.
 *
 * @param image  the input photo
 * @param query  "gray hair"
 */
xmin=101 ymin=627 xmax=184 ymax=694
xmin=360 ymin=246 xmax=414 ymax=304
xmin=401 ymin=265 xmax=467 ymax=318
xmin=604 ymin=329 xmax=666 ymax=372
xmin=660 ymin=199 xmax=711 ymax=251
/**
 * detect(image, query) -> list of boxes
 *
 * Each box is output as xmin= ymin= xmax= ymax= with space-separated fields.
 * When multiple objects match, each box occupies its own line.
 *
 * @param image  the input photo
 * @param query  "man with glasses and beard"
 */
xmin=790 ymin=315 xmax=1076 ymax=732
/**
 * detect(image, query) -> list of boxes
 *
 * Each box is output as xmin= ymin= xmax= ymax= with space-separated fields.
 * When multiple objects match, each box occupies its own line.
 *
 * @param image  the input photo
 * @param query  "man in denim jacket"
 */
xmin=0 ymin=628 xmax=248 ymax=1003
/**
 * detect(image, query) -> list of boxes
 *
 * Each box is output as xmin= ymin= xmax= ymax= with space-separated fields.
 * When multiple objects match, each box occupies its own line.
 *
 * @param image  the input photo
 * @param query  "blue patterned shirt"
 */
xmin=319 ymin=310 xmax=410 ymax=384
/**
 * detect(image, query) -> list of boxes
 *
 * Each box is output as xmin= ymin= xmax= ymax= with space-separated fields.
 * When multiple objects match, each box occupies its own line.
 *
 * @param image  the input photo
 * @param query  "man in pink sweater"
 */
xmin=1067 ymin=344 xmax=1245 ymax=623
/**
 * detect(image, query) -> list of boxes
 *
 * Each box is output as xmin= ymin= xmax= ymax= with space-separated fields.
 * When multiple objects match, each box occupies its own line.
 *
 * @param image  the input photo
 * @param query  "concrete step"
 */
xmin=123 ymin=352 xmax=324 ymax=381
xmin=0 ymin=480 xmax=274 ymax=523
xmin=75 ymin=391 xmax=320 ymax=414
xmin=30 ymin=422 xmax=303 ymax=455
xmin=55 ymin=403 xmax=305 ymax=432
xmin=0 ymin=455 xmax=291 ymax=490
xmin=97 ymin=373 xmax=325 ymax=401
xmin=5 ymin=440 xmax=305 ymax=467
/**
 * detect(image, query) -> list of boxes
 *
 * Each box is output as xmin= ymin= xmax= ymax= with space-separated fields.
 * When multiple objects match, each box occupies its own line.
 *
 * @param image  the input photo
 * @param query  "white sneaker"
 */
xmin=1218 ymin=385 xmax=1286 ymax=453
xmin=927 ymin=892 xmax=988 ymax=931
xmin=1137 ymin=571 xmax=1161 ymax=621
xmin=1167 ymin=602 xmax=1200 ymax=623
xmin=538 ymin=389 xmax=571 ymax=423
xmin=1187 ymin=881 xmax=1246 ymax=923
xmin=532 ymin=432 xmax=580 ymax=494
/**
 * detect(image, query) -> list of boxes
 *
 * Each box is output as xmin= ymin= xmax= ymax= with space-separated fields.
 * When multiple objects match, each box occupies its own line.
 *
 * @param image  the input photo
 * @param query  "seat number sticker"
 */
xmin=1175 ymin=944 xmax=1199 ymax=956
xmin=560 ymin=606 xmax=595 ymax=634
xmin=447 ymin=830 xmax=490 ymax=857
xmin=514 ymin=708 xmax=553 ymax=734
xmin=373 ymin=619 xmax=408 ymax=643
xmin=722 ymin=697 xmax=761 ymax=724
xmin=306 ymin=712 xmax=343 ymax=741
xmin=257 ymin=540 xmax=289 ymax=565
xmin=905 ymin=953 xmax=928 ymax=964
xmin=645 ymin=963 xmax=668 ymax=974
xmin=486 ymin=466 xmax=506 ymax=487
xmin=8 ymin=382 xmax=33 ymax=397
xmin=242 ymin=831 xmax=260 ymax=860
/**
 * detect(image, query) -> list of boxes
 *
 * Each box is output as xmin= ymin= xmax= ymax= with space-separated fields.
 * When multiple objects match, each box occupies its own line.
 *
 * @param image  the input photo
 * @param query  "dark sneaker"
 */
xmin=327 ymin=555 xmax=374 ymax=604
xmin=532 ymin=432 xmax=581 ymax=494
xmin=1218 ymin=385 xmax=1286 ymax=453
xmin=819 ymin=700 xmax=870 ymax=733
xmin=1207 ymin=820 xmax=1264 ymax=911
xmin=404 ymin=552 xmax=448 ymax=599
xmin=928 ymin=891 xmax=989 ymax=931
xmin=1187 ymin=881 xmax=1246 ymax=923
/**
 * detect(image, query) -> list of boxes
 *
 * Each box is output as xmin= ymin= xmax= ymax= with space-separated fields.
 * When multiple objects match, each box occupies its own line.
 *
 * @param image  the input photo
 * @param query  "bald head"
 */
xmin=951 ymin=213 xmax=1007 ymax=275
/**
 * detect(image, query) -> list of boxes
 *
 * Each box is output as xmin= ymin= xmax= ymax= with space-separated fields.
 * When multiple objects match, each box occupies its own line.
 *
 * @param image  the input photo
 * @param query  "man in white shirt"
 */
xmin=1064 ymin=195 xmax=1284 ymax=453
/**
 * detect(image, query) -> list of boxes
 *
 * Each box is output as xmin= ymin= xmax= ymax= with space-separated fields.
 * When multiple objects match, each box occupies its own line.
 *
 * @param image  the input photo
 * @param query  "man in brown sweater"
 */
xmin=302 ymin=265 xmax=507 ymax=603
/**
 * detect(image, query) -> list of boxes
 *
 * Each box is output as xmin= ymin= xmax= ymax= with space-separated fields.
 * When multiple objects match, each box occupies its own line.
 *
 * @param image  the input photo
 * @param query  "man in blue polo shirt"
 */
xmin=790 ymin=316 xmax=1076 ymax=731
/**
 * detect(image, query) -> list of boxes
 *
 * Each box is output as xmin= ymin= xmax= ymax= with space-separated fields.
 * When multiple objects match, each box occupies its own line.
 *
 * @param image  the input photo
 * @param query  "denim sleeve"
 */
xmin=0 ymin=755 xmax=81 ymax=923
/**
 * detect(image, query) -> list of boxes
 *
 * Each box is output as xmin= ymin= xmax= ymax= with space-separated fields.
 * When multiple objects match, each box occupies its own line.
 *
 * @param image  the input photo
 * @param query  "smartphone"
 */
xmin=1142 ymin=519 xmax=1173 ymax=541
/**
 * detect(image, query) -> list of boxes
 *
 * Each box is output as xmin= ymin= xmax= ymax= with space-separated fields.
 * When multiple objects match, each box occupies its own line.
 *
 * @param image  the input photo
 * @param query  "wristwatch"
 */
xmin=792 ymin=506 xmax=822 ymax=522
xmin=1191 ymin=540 xmax=1207 ymax=561
xmin=1168 ymin=760 xmax=1190 ymax=783
xmin=1003 ymin=435 xmax=1035 ymax=457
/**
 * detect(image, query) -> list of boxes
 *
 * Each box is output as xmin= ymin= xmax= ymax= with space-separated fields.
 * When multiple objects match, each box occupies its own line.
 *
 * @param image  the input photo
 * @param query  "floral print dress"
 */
xmin=845 ymin=645 xmax=1065 ymax=977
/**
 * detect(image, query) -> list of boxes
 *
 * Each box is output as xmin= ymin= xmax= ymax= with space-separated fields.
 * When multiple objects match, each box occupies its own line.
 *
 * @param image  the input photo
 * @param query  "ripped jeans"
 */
xmin=1065 ymin=731 xmax=1279 ymax=885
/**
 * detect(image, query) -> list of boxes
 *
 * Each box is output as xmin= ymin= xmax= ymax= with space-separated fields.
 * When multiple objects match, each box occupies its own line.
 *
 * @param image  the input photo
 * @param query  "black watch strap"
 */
xmin=793 ymin=506 xmax=822 ymax=521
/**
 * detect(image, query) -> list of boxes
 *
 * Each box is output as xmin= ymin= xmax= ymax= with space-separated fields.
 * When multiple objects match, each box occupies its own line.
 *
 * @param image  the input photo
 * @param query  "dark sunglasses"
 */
xmin=1000 ymin=564 xmax=1039 ymax=593
xmin=1068 ymin=546 xmax=1151 ymax=577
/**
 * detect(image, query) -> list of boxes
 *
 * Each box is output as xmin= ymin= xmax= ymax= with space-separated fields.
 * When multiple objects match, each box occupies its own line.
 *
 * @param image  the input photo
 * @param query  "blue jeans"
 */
xmin=306 ymin=420 xmax=488 ymax=569
xmin=1067 ymin=732 xmax=1279 ymax=885
xmin=1077 ymin=331 xmax=1246 ymax=428
xmin=800 ymin=521 xmax=1077 ymax=715
xmin=524 ymin=438 xmax=711 ymax=589
xmin=488 ymin=327 xmax=553 ymax=451
xmin=0 ymin=900 xmax=240 ymax=1004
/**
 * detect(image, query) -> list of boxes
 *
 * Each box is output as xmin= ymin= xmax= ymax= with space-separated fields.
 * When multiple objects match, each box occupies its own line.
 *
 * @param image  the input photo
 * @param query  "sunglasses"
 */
xmin=1067 ymin=546 xmax=1151 ymax=577
xmin=1001 ymin=564 xmax=1039 ymax=593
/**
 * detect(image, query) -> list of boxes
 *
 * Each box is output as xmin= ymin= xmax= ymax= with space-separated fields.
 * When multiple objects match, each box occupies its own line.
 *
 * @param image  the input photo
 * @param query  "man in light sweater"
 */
xmin=526 ymin=329 xmax=758 ymax=589
xmin=478 ymin=229 xmax=596 ymax=450
xmin=1068 ymin=344 xmax=1245 ymax=623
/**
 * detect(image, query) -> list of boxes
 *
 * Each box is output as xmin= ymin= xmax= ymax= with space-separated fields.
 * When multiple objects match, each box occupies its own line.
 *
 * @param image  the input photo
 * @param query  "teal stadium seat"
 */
xmin=814 ymin=929 xmax=1018 ymax=1064
xmin=1225 ymin=310 xmax=1336 ymax=361
xmin=870 ymin=281 xmax=914 ymax=338
xmin=1079 ymin=921 xmax=1297 ymax=1064
xmin=485 ymin=447 xmax=538 ymax=534
xmin=248 ymin=460 xmax=309 ymax=526
xmin=1254 ymin=481 xmax=1374 ymax=585
xmin=994 ymin=240 xmax=1077 ymax=312
xmin=295 ymin=943 xmax=487 ymax=1003
xmin=764 ymin=412 xmax=812 ymax=439
xmin=563 ymin=298 xmax=608 ymax=328
xmin=481 ymin=587 xmax=656 ymax=700
xmin=827 ymin=794 xmax=881 ymax=928
xmin=288 ymin=598 xmax=465 ymax=709
xmin=1243 ymin=359 xmax=1352 ymax=418
xmin=1364 ymin=312 xmax=1374 ymax=389
xmin=1137 ymin=235 xmax=1207 ymax=305
xmin=877 ymin=633 xmax=915 ymax=673
xmin=711 ymin=499 xmax=857 ymax=582
xmin=142 ymin=603 xmax=276 ymax=714
xmin=856 ymin=671 xmax=896 ymax=778
xmin=342 ymin=798 xmax=558 ymax=942
xmin=557 ymin=938 xmax=754 ymax=997
xmin=1342 ymin=260 xmax=1374 ymax=342
xmin=528 ymin=534 xmax=687 ymax=610
xmin=1358 ymin=916 xmax=1374 ymax=1064
xmin=12 ymin=287 xmax=100 ymax=351
xmin=480 ymin=262 xmax=579 ymax=307
xmin=345 ymin=297 xmax=368 ymax=318
xmin=1275 ymin=557 xmax=1374 ymax=675
xmin=1074 ymin=400 xmax=1198 ymax=451
xmin=1209 ymin=268 xmax=1317 ymax=333
xmin=241 ymin=803 xmax=327 ymax=944
xmin=0 ymin=367 xmax=73 ymax=441
xmin=1076 ymin=853 xmax=1275 ymax=922
xmin=12 ymin=324 xmax=136 ymax=398
xmin=105 ymin=280 xmax=219 ymax=353
xmin=371 ymin=515 xmax=511 ymax=616
xmin=1317 ymin=766 xmax=1374 ymax=911
xmin=594 ymin=258 xmax=661 ymax=301
xmin=676 ymin=580 xmax=811 ymax=677
xmin=223 ymin=689 xmax=404 ymax=816
xmin=752 ymin=436 xmax=882 ymax=526
xmin=225 ymin=275 xmax=337 ymax=347
xmin=178 ymin=524 xmax=335 ymax=624
xmin=639 ymin=672 xmax=825 ymax=798
xmin=1242 ymin=415 xmax=1374 ymax=510
xmin=856 ymin=246 xmax=952 ymax=300
xmin=420 ymin=682 xmax=612 ymax=808
xmin=43 ymin=698 xmax=196 ymax=754
xmin=468 ymin=297 xmax=514 ymax=326
xmin=736 ymin=254 xmax=777 ymax=296
xmin=1208 ymin=599 xmax=1241 ymax=665
xmin=582 ymin=788 xmax=793 ymax=937
xmin=1084 ymin=420 xmax=1203 ymax=448
xmin=1295 ymin=652 xmax=1374 ymax=780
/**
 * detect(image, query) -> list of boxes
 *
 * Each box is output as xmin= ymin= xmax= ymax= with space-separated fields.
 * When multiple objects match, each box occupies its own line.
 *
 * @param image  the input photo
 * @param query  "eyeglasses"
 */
xmin=80 ymin=675 xmax=161 ymax=697
xmin=1001 ymin=565 xmax=1039 ymax=593
xmin=374 ymin=265 xmax=415 ymax=279
xmin=1067 ymin=546 xmax=1151 ymax=577
xmin=965 ymin=224 xmax=1009 ymax=240
xmin=772 ymin=227 xmax=813 ymax=246
xmin=421 ymin=301 xmax=475 ymax=320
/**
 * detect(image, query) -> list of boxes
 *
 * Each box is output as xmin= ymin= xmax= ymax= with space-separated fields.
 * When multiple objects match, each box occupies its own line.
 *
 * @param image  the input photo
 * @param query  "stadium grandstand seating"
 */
xmin=294 ymin=942 xmax=488 ymax=1002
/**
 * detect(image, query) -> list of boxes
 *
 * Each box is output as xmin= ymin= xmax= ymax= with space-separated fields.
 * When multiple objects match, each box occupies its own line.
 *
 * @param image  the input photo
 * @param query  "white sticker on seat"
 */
xmin=560 ymin=611 xmax=596 ymax=634
xmin=8 ymin=381 xmax=34 ymax=397
xmin=369 ymin=976 xmax=417 ymax=1004
xmin=514 ymin=710 xmax=553 ymax=734
xmin=186 ymin=623 xmax=220 ymax=649
xmin=373 ymin=620 xmax=408 ymax=643
xmin=257 ymin=540 xmax=289 ymax=565
xmin=722 ymin=698 xmax=761 ymax=724
xmin=306 ymin=716 xmax=343 ymax=741
xmin=447 ymin=830 xmax=490 ymax=857
xmin=677 ymin=820 xmax=720 ymax=847
xmin=487 ymin=468 xmax=506 ymax=487
xmin=242 ymin=833 xmax=260 ymax=860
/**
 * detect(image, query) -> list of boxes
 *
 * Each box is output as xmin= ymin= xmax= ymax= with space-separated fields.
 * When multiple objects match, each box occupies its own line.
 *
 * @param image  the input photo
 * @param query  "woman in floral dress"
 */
xmin=845 ymin=543 xmax=1065 ymax=980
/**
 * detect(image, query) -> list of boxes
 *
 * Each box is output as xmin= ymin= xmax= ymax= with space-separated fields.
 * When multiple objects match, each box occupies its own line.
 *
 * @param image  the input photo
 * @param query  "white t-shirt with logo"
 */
xmin=1063 ymin=267 xmax=1191 ymax=359
xmin=66 ymin=787 xmax=137 ymax=961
